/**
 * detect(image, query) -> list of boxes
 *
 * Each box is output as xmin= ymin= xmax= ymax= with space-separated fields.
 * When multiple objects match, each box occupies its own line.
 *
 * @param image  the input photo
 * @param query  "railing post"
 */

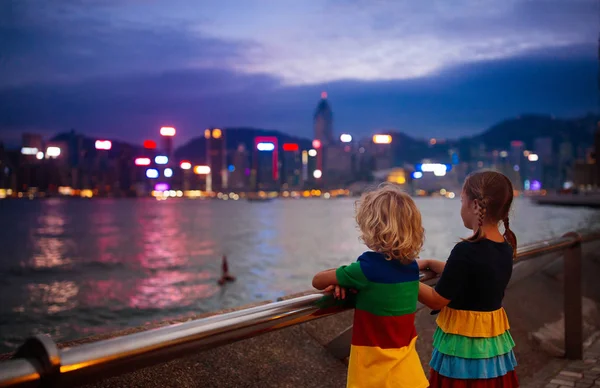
xmin=562 ymin=232 xmax=583 ymax=360
xmin=12 ymin=334 xmax=61 ymax=387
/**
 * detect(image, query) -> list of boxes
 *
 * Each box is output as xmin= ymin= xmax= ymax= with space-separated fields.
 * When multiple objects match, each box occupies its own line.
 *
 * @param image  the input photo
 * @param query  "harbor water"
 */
xmin=0 ymin=197 xmax=598 ymax=352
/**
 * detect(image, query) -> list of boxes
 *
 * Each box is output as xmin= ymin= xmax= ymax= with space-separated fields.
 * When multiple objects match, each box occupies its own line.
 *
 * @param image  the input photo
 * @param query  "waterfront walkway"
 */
xmin=525 ymin=337 xmax=600 ymax=388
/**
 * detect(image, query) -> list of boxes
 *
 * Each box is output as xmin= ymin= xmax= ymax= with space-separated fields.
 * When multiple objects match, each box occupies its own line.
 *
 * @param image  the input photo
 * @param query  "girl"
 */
xmin=419 ymin=171 xmax=519 ymax=388
xmin=313 ymin=183 xmax=429 ymax=388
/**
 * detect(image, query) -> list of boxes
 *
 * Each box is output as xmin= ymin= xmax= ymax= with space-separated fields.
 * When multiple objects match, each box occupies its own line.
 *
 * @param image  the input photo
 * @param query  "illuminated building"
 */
xmin=253 ymin=136 xmax=279 ymax=190
xmin=206 ymin=128 xmax=226 ymax=191
xmin=160 ymin=127 xmax=176 ymax=158
xmin=230 ymin=144 xmax=250 ymax=190
xmin=281 ymin=143 xmax=301 ymax=188
xmin=314 ymin=92 xmax=333 ymax=147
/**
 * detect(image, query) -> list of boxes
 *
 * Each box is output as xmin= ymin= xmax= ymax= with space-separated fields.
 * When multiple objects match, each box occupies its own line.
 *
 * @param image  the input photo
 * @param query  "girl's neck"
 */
xmin=478 ymin=223 xmax=504 ymax=242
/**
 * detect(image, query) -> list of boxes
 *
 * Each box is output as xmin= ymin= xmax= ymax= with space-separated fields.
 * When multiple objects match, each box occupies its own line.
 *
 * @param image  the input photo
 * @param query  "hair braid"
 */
xmin=477 ymin=197 xmax=487 ymax=229
xmin=503 ymin=216 xmax=518 ymax=258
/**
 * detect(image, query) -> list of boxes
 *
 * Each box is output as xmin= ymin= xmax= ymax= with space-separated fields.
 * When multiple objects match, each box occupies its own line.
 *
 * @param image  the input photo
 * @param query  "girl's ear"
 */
xmin=471 ymin=198 xmax=479 ymax=213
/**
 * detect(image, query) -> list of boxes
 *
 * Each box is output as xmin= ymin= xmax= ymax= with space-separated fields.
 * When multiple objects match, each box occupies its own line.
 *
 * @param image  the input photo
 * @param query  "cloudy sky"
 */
xmin=0 ymin=0 xmax=597 ymax=146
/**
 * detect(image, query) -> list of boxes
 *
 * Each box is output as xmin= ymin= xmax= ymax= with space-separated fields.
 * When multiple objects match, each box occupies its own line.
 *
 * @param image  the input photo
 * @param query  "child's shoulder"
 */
xmin=357 ymin=251 xmax=419 ymax=284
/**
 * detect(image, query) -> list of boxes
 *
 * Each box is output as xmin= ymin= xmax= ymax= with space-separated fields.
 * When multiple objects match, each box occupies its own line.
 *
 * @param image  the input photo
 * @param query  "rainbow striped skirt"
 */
xmin=429 ymin=307 xmax=519 ymax=388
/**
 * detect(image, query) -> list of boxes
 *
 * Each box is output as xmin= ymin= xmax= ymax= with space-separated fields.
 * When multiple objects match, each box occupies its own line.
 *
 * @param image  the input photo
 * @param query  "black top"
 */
xmin=434 ymin=239 xmax=514 ymax=312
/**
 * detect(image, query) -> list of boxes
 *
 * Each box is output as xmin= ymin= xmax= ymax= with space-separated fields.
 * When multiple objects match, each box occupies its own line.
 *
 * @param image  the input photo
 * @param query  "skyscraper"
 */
xmin=314 ymin=92 xmax=333 ymax=146
xmin=206 ymin=128 xmax=226 ymax=191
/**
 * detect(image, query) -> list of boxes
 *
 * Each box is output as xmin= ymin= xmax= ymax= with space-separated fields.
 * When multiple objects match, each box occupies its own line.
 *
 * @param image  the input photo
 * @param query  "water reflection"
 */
xmin=0 ymin=197 xmax=598 ymax=352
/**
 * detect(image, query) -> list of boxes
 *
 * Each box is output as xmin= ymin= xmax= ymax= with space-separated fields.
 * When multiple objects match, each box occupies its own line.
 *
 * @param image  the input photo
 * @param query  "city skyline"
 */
xmin=1 ymin=0 xmax=597 ymax=146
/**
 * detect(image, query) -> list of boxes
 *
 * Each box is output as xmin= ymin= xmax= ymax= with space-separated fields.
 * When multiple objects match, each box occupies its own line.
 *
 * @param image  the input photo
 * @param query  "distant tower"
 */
xmin=314 ymin=92 xmax=333 ymax=146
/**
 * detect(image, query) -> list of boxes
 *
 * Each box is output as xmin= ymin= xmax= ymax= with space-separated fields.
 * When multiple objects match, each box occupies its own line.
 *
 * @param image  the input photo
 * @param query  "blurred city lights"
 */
xmin=419 ymin=163 xmax=448 ymax=177
xmin=283 ymin=143 xmax=299 ymax=151
xmin=312 ymin=139 xmax=322 ymax=149
xmin=340 ymin=134 xmax=352 ymax=143
xmin=373 ymin=134 xmax=392 ymax=144
xmin=412 ymin=171 xmax=423 ymax=179
xmin=321 ymin=91 xmax=328 ymax=99
xmin=528 ymin=153 xmax=539 ymax=162
xmin=154 ymin=183 xmax=169 ymax=191
xmin=46 ymin=147 xmax=61 ymax=158
xmin=143 ymin=140 xmax=157 ymax=149
xmin=212 ymin=129 xmax=222 ymax=139
xmin=164 ymin=168 xmax=173 ymax=178
xmin=204 ymin=129 xmax=211 ymax=139
xmin=94 ymin=140 xmax=112 ymax=150
xmin=313 ymin=169 xmax=322 ymax=179
xmin=257 ymin=142 xmax=275 ymax=151
xmin=21 ymin=147 xmax=38 ymax=155
xmin=500 ymin=151 xmax=508 ymax=158
xmin=160 ymin=127 xmax=176 ymax=137
xmin=36 ymin=152 xmax=44 ymax=160
xmin=180 ymin=161 xmax=192 ymax=170
xmin=194 ymin=165 xmax=211 ymax=175
xmin=155 ymin=155 xmax=168 ymax=165
xmin=146 ymin=168 xmax=159 ymax=178
xmin=135 ymin=157 xmax=151 ymax=166
xmin=308 ymin=149 xmax=317 ymax=157
xmin=530 ymin=180 xmax=542 ymax=191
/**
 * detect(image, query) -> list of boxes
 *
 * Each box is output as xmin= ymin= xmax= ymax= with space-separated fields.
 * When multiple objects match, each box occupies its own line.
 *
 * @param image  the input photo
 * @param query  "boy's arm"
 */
xmin=312 ymin=269 xmax=338 ymax=290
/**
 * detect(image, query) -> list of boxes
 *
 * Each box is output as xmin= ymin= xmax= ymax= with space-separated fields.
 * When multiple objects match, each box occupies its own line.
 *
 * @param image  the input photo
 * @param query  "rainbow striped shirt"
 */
xmin=336 ymin=252 xmax=429 ymax=388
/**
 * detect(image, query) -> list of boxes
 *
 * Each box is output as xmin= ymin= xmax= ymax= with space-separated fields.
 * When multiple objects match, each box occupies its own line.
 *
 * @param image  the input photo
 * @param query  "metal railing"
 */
xmin=1 ymin=231 xmax=599 ymax=387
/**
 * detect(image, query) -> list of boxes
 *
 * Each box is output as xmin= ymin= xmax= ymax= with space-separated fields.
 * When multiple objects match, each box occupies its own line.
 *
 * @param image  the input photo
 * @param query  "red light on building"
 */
xmin=160 ymin=127 xmax=176 ymax=137
xmin=312 ymin=139 xmax=321 ymax=149
xmin=511 ymin=140 xmax=524 ymax=147
xmin=143 ymin=140 xmax=157 ymax=149
xmin=135 ymin=157 xmax=151 ymax=166
xmin=283 ymin=143 xmax=299 ymax=152
xmin=95 ymin=140 xmax=112 ymax=150
xmin=321 ymin=91 xmax=327 ymax=99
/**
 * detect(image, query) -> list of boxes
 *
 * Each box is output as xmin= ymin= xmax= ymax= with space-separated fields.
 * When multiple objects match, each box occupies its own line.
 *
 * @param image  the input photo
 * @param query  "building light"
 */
xmin=95 ymin=140 xmax=112 ymax=150
xmin=321 ymin=91 xmax=327 ymax=99
xmin=21 ymin=147 xmax=38 ymax=155
xmin=500 ymin=151 xmax=508 ymax=158
xmin=312 ymin=139 xmax=321 ymax=149
xmin=164 ymin=168 xmax=173 ymax=178
xmin=373 ymin=134 xmax=392 ymax=144
xmin=155 ymin=155 xmax=168 ymax=165
xmin=283 ymin=143 xmax=299 ymax=152
xmin=46 ymin=147 xmax=61 ymax=158
xmin=308 ymin=149 xmax=317 ymax=157
xmin=340 ymin=134 xmax=352 ymax=143
xmin=257 ymin=142 xmax=275 ymax=151
xmin=313 ymin=169 xmax=322 ymax=179
xmin=36 ymin=152 xmax=44 ymax=160
xmin=412 ymin=171 xmax=423 ymax=179
xmin=135 ymin=157 xmax=151 ymax=166
xmin=204 ymin=129 xmax=211 ymax=139
xmin=302 ymin=150 xmax=308 ymax=164
xmin=155 ymin=183 xmax=169 ymax=191
xmin=180 ymin=161 xmax=192 ymax=170
xmin=194 ymin=165 xmax=211 ymax=175
xmin=528 ymin=153 xmax=539 ymax=162
xmin=160 ymin=127 xmax=176 ymax=137
xmin=212 ymin=129 xmax=222 ymax=139
xmin=146 ymin=168 xmax=159 ymax=178
xmin=143 ymin=140 xmax=157 ymax=149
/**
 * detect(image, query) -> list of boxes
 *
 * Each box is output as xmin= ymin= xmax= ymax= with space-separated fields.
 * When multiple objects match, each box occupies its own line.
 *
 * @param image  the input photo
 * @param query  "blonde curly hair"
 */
xmin=355 ymin=183 xmax=424 ymax=263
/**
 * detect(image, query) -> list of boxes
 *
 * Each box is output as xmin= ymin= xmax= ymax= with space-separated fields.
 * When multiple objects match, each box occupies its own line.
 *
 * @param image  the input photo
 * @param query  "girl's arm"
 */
xmin=312 ymin=269 xmax=338 ymax=290
xmin=418 ymin=258 xmax=446 ymax=274
xmin=418 ymin=283 xmax=450 ymax=310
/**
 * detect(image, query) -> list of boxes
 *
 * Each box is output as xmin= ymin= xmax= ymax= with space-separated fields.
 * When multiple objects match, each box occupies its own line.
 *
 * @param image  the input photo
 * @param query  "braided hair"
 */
xmin=462 ymin=170 xmax=518 ymax=258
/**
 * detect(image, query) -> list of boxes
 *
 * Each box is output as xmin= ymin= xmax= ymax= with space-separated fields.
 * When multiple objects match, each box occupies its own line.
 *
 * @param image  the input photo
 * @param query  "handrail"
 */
xmin=1 ymin=230 xmax=599 ymax=387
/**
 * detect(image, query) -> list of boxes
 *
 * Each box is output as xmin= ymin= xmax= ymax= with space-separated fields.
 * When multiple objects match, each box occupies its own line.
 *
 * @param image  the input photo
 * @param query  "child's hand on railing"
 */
xmin=324 ymin=285 xmax=357 ymax=299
